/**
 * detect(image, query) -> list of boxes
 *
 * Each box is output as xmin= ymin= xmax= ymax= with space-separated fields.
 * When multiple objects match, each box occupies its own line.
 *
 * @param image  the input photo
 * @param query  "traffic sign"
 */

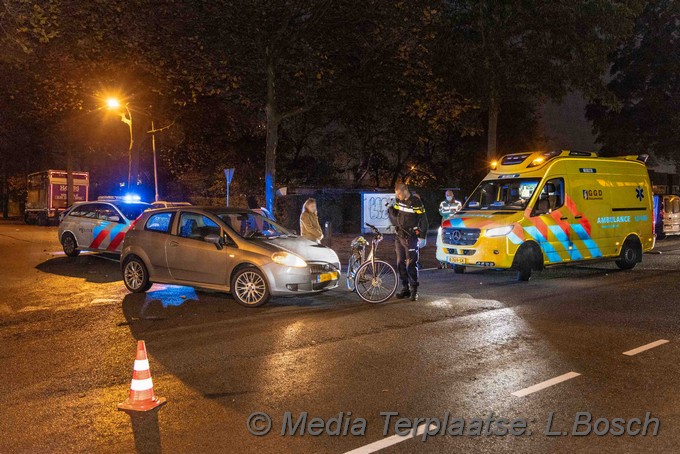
xmin=224 ymin=168 xmax=235 ymax=184
xmin=224 ymin=168 xmax=235 ymax=206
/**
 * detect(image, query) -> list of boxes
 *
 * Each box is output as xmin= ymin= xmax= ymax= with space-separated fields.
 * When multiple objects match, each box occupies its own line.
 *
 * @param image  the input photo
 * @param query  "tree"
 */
xmin=587 ymin=0 xmax=680 ymax=160
xmin=442 ymin=0 xmax=642 ymax=162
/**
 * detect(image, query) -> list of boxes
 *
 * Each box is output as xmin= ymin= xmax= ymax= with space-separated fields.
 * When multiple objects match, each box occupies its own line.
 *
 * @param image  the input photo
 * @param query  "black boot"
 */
xmin=409 ymin=285 xmax=419 ymax=301
xmin=396 ymin=286 xmax=411 ymax=299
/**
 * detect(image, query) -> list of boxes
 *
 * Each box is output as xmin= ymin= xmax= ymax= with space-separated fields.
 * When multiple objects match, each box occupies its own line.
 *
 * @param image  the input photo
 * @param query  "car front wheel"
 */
xmin=123 ymin=256 xmax=153 ymax=293
xmin=232 ymin=267 xmax=270 ymax=307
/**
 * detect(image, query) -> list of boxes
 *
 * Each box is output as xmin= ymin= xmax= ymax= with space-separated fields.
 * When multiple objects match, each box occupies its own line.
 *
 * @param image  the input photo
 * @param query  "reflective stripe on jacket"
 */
xmin=388 ymin=194 xmax=428 ymax=239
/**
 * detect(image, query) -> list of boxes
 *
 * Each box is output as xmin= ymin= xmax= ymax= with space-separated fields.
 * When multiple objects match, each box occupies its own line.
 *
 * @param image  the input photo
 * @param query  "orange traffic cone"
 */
xmin=118 ymin=340 xmax=166 ymax=412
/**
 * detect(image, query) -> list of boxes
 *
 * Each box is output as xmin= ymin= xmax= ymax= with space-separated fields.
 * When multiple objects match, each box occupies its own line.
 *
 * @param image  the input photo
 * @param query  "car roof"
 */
xmin=144 ymin=206 xmax=252 ymax=214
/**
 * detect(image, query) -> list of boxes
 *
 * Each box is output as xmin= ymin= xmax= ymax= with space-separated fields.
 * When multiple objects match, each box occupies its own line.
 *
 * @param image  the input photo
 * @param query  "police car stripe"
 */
xmin=90 ymin=226 xmax=111 ymax=249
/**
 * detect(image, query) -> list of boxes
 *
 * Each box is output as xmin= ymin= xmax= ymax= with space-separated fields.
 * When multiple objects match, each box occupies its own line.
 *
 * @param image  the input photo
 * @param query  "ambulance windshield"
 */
xmin=465 ymin=178 xmax=541 ymax=210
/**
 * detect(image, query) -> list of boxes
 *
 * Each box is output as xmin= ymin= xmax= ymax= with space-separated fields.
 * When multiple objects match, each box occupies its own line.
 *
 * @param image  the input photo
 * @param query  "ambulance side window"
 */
xmin=533 ymin=178 xmax=565 ymax=216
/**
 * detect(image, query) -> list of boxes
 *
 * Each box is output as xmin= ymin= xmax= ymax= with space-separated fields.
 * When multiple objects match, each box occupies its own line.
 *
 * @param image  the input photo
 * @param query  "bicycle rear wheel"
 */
xmin=346 ymin=254 xmax=361 ymax=291
xmin=355 ymin=259 xmax=398 ymax=304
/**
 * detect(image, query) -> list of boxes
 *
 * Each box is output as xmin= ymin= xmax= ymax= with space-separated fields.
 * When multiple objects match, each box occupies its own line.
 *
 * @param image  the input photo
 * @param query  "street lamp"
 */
xmin=106 ymin=98 xmax=134 ymax=190
xmin=106 ymin=97 xmax=170 ymax=202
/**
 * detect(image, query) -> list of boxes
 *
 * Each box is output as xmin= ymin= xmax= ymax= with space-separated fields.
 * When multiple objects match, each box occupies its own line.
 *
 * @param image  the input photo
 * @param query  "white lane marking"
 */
xmin=17 ymin=298 xmax=120 ymax=313
xmin=91 ymin=298 xmax=119 ymax=305
xmin=344 ymin=423 xmax=437 ymax=454
xmin=511 ymin=371 xmax=581 ymax=397
xmin=419 ymin=267 xmax=438 ymax=272
xmin=623 ymin=339 xmax=669 ymax=356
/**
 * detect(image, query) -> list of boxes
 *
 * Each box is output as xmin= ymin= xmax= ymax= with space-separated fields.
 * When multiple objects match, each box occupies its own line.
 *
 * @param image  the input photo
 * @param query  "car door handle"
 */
xmin=574 ymin=215 xmax=583 ymax=219
xmin=169 ymin=241 xmax=179 ymax=247
xmin=560 ymin=216 xmax=568 ymax=220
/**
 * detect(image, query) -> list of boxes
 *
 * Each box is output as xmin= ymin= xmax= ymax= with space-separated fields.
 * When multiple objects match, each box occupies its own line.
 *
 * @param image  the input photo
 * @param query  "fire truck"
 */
xmin=25 ymin=170 xmax=89 ymax=225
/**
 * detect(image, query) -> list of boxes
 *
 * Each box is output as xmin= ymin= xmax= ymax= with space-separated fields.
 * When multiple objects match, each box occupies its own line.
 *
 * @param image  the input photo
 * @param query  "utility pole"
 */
xmin=151 ymin=120 xmax=158 ymax=202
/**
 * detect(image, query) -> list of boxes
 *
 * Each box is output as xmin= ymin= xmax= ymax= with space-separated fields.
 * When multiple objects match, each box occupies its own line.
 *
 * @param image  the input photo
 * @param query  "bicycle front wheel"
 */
xmin=354 ymin=259 xmax=398 ymax=304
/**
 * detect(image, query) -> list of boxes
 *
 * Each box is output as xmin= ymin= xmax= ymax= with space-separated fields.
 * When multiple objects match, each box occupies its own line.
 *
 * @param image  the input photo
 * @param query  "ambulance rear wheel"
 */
xmin=615 ymin=239 xmax=641 ymax=270
xmin=453 ymin=265 xmax=466 ymax=274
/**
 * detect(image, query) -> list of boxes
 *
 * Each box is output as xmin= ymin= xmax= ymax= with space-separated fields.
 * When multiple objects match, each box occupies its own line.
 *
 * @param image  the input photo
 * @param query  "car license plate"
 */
xmin=447 ymin=256 xmax=466 ymax=264
xmin=317 ymin=271 xmax=339 ymax=283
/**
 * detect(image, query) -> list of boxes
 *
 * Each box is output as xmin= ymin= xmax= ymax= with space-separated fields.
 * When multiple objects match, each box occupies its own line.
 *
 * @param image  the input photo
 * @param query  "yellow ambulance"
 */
xmin=436 ymin=150 xmax=655 ymax=280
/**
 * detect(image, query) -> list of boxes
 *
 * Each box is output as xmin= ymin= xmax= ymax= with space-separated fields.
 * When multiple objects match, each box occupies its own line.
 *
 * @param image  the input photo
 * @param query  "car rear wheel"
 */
xmin=61 ymin=233 xmax=80 ymax=257
xmin=232 ymin=267 xmax=270 ymax=307
xmin=615 ymin=239 xmax=641 ymax=270
xmin=123 ymin=257 xmax=153 ymax=293
xmin=346 ymin=254 xmax=361 ymax=291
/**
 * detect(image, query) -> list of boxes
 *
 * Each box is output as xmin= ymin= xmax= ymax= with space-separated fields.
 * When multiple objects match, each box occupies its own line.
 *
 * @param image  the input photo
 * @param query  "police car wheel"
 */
xmin=123 ymin=257 xmax=152 ymax=293
xmin=453 ymin=265 xmax=466 ymax=274
xmin=615 ymin=240 xmax=640 ymax=270
xmin=61 ymin=233 xmax=80 ymax=257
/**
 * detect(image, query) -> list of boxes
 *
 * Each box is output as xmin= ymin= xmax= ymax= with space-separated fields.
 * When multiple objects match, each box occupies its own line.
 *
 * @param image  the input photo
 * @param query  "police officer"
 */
xmin=439 ymin=190 xmax=462 ymax=220
xmin=388 ymin=183 xmax=429 ymax=301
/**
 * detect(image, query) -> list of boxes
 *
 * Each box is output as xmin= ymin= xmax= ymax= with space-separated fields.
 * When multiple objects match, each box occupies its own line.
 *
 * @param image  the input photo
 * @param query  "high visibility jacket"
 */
xmin=388 ymin=194 xmax=429 ymax=239
xmin=439 ymin=199 xmax=462 ymax=219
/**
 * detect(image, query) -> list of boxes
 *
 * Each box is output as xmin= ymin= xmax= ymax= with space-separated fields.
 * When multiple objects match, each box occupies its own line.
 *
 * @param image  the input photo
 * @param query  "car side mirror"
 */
xmin=204 ymin=233 xmax=223 ymax=250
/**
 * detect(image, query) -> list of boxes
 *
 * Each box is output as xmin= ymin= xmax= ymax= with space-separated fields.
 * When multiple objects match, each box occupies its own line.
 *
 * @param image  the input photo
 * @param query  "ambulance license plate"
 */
xmin=447 ymin=256 xmax=466 ymax=264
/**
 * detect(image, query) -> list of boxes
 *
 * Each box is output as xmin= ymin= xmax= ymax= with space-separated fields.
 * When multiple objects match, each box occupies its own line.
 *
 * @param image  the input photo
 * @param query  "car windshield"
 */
xmin=465 ymin=178 xmax=541 ymax=210
xmin=217 ymin=212 xmax=294 ymax=239
xmin=113 ymin=202 xmax=149 ymax=221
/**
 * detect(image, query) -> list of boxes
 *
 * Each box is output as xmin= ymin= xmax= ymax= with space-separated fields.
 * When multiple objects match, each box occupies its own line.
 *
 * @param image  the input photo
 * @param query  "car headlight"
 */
xmin=485 ymin=226 xmax=514 ymax=237
xmin=271 ymin=252 xmax=307 ymax=268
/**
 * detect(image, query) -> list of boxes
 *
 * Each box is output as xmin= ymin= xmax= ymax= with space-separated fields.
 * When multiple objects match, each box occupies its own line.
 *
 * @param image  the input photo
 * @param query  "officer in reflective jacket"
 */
xmin=388 ymin=183 xmax=429 ymax=301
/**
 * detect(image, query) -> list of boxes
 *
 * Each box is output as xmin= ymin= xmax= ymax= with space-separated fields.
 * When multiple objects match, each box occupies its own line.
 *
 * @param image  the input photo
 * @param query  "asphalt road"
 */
xmin=2 ymin=221 xmax=680 ymax=453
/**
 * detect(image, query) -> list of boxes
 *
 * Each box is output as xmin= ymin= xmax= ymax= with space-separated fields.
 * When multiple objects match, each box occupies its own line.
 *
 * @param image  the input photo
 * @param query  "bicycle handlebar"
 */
xmin=365 ymin=223 xmax=381 ymax=234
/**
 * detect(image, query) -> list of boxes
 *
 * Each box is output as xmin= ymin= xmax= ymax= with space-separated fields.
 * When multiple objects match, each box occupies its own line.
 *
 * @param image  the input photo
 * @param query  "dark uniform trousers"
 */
xmin=395 ymin=235 xmax=419 ymax=288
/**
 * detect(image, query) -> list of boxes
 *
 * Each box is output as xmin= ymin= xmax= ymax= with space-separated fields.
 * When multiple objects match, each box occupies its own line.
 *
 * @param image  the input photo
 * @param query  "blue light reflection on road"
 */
xmin=145 ymin=284 xmax=199 ymax=308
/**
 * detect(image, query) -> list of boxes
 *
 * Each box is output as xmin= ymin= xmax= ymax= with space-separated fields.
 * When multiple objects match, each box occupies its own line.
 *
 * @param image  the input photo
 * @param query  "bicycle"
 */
xmin=346 ymin=223 xmax=398 ymax=303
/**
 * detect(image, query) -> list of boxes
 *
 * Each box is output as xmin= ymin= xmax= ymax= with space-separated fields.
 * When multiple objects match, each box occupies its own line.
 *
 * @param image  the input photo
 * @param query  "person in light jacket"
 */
xmin=300 ymin=198 xmax=324 ymax=242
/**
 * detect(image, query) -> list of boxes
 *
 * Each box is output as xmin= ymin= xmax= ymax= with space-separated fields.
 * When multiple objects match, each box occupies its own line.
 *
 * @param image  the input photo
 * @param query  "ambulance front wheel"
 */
xmin=514 ymin=243 xmax=541 ymax=282
xmin=615 ymin=238 xmax=641 ymax=270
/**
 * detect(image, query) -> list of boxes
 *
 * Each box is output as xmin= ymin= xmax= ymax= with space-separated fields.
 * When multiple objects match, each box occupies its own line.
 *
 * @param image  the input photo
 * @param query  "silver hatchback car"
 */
xmin=120 ymin=207 xmax=341 ymax=307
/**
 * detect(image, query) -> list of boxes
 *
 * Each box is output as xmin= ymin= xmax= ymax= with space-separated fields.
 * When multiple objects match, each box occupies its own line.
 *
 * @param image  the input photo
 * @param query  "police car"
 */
xmin=58 ymin=196 xmax=151 ymax=256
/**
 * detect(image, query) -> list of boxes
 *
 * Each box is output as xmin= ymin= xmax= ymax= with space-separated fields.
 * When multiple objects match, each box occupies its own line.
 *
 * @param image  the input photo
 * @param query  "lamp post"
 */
xmin=106 ymin=98 xmax=134 ymax=190
xmin=106 ymin=98 xmax=171 ymax=201
xmin=148 ymin=120 xmax=159 ymax=202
